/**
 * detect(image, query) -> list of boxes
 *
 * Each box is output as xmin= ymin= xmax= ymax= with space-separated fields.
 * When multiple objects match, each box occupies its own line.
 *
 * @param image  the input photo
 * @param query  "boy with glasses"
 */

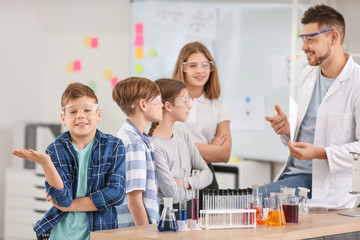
xmin=112 ymin=77 xmax=163 ymax=228
xmin=263 ymin=4 xmax=360 ymax=209
xmin=12 ymin=83 xmax=126 ymax=239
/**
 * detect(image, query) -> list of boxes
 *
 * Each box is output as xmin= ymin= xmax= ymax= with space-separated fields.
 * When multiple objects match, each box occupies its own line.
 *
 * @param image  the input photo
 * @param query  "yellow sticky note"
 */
xmin=66 ymin=61 xmax=74 ymax=73
xmin=103 ymin=68 xmax=113 ymax=80
xmin=297 ymin=27 xmax=301 ymax=37
xmin=149 ymin=49 xmax=156 ymax=58
xmin=134 ymin=47 xmax=144 ymax=59
xmin=83 ymin=36 xmax=91 ymax=47
xmin=135 ymin=64 xmax=143 ymax=74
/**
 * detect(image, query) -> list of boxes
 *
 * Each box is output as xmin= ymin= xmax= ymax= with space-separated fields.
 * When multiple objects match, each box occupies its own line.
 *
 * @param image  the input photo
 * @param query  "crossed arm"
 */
xmin=195 ymin=120 xmax=232 ymax=163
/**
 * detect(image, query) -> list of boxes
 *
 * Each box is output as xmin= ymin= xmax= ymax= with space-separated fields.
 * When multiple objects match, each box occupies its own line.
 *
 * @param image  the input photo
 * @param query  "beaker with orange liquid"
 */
xmin=266 ymin=192 xmax=286 ymax=226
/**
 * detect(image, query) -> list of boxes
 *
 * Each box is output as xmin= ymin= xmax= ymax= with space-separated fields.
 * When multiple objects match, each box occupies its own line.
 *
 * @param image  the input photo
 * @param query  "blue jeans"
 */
xmin=258 ymin=174 xmax=312 ymax=199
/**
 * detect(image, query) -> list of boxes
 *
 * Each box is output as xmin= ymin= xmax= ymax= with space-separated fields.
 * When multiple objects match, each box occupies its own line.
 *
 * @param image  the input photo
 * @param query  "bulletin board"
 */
xmin=130 ymin=0 xmax=311 ymax=162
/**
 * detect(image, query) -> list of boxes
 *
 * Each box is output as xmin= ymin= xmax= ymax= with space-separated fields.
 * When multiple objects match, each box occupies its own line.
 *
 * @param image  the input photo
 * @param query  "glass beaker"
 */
xmin=158 ymin=197 xmax=178 ymax=232
xmin=266 ymin=192 xmax=286 ymax=226
xmin=282 ymin=187 xmax=299 ymax=223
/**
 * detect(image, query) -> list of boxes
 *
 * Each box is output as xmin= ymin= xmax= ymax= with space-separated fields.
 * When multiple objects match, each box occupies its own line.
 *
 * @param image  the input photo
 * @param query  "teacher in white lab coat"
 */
xmin=260 ymin=4 xmax=360 ymax=209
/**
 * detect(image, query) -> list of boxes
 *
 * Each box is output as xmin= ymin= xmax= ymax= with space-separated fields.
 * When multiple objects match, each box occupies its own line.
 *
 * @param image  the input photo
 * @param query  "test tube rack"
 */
xmin=200 ymin=209 xmax=256 ymax=230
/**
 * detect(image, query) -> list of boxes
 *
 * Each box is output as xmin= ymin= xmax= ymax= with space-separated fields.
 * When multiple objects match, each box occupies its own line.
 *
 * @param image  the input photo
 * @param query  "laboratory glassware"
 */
xmin=191 ymin=170 xmax=201 ymax=230
xmin=298 ymin=187 xmax=310 ymax=216
xmin=266 ymin=192 xmax=286 ymax=226
xmin=158 ymin=197 xmax=178 ymax=232
xmin=282 ymin=188 xmax=299 ymax=223
xmin=349 ymin=152 xmax=360 ymax=193
xmin=178 ymin=168 xmax=189 ymax=231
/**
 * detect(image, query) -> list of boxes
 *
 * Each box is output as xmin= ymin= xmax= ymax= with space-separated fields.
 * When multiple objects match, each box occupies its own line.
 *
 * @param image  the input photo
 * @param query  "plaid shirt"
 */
xmin=34 ymin=130 xmax=126 ymax=236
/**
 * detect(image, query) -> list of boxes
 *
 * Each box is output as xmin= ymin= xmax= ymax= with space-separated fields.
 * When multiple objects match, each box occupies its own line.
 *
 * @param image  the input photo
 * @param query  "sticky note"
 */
xmin=135 ymin=23 xmax=144 ymax=34
xmin=134 ymin=36 xmax=144 ymax=47
xmin=88 ymin=81 xmax=97 ymax=92
xmin=149 ymin=49 xmax=157 ymax=57
xmin=91 ymin=37 xmax=98 ymax=48
xmin=83 ymin=36 xmax=91 ymax=47
xmin=111 ymin=76 xmax=118 ymax=88
xmin=66 ymin=61 xmax=74 ymax=72
xmin=297 ymin=27 xmax=301 ymax=37
xmin=135 ymin=64 xmax=143 ymax=74
xmin=73 ymin=60 xmax=82 ymax=71
xmin=134 ymin=47 xmax=144 ymax=59
xmin=103 ymin=68 xmax=113 ymax=80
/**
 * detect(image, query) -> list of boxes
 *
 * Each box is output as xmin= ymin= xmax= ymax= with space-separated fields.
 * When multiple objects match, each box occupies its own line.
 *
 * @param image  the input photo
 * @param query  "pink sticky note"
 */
xmin=135 ymin=23 xmax=144 ymax=34
xmin=134 ymin=36 xmax=143 ymax=47
xmin=73 ymin=60 xmax=82 ymax=71
xmin=91 ymin=37 xmax=98 ymax=48
xmin=111 ymin=76 xmax=118 ymax=88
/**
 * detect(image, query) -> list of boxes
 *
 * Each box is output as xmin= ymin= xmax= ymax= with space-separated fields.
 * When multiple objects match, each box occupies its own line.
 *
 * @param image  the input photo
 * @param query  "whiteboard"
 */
xmin=130 ymin=0 xmax=311 ymax=162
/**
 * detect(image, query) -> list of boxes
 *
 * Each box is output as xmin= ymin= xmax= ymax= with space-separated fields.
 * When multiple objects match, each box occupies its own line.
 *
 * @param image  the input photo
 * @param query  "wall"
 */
xmin=0 ymin=0 xmax=130 ymax=238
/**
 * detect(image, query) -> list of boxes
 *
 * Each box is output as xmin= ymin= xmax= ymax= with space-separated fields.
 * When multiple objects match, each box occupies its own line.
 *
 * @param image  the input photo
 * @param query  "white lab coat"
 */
xmin=276 ymin=54 xmax=360 ymax=209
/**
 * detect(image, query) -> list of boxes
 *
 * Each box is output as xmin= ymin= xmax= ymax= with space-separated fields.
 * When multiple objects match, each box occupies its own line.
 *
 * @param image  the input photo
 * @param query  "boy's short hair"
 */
xmin=112 ymin=77 xmax=160 ymax=116
xmin=61 ymin=82 xmax=98 ymax=107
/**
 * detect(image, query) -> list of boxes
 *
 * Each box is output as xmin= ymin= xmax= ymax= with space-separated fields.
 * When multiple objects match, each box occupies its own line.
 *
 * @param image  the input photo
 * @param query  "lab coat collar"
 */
xmin=322 ymin=53 xmax=353 ymax=100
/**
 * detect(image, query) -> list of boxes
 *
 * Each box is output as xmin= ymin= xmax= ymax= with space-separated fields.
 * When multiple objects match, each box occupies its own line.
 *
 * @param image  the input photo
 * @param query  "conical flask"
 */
xmin=158 ymin=197 xmax=178 ymax=232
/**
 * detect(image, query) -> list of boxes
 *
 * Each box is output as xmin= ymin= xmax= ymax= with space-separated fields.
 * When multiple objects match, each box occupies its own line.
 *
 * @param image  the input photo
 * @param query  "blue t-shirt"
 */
xmin=49 ymin=139 xmax=95 ymax=240
xmin=285 ymin=72 xmax=334 ymax=175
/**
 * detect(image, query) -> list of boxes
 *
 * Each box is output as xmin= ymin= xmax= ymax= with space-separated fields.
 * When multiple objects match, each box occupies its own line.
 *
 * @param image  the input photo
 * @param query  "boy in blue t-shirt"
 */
xmin=12 ymin=83 xmax=126 ymax=239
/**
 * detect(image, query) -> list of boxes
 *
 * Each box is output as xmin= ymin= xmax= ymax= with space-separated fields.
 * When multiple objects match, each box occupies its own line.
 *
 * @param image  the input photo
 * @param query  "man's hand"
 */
xmin=265 ymin=104 xmax=290 ymax=137
xmin=288 ymin=141 xmax=327 ymax=160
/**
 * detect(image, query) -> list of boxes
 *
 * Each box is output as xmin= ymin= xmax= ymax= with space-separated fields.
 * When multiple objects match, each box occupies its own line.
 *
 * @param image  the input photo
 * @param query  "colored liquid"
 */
xmin=283 ymin=204 xmax=299 ymax=223
xmin=157 ymin=220 xmax=178 ymax=232
xmin=179 ymin=209 xmax=187 ymax=221
xmin=254 ymin=206 xmax=265 ymax=225
xmin=266 ymin=210 xmax=286 ymax=226
xmin=192 ymin=198 xmax=199 ymax=221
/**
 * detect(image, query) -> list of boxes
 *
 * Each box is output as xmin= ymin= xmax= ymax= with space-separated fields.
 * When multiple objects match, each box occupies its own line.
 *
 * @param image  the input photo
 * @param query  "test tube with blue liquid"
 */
xmin=178 ymin=168 xmax=188 ymax=231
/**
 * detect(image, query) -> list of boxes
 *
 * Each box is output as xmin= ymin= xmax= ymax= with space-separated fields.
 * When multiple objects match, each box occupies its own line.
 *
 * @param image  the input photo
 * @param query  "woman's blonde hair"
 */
xmin=148 ymin=78 xmax=187 ymax=136
xmin=172 ymin=41 xmax=220 ymax=99
xmin=112 ymin=77 xmax=160 ymax=116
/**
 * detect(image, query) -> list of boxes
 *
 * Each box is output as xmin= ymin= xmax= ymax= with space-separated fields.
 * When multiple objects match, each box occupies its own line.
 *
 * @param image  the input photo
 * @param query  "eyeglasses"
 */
xmin=62 ymin=103 xmax=99 ymax=118
xmin=298 ymin=28 xmax=333 ymax=44
xmin=169 ymin=95 xmax=191 ymax=107
xmin=149 ymin=94 xmax=162 ymax=106
xmin=130 ymin=95 xmax=163 ymax=109
xmin=183 ymin=61 xmax=214 ymax=72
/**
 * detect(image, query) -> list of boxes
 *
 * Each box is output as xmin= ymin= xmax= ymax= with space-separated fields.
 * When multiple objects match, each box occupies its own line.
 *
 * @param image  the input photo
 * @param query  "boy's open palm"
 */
xmin=12 ymin=149 xmax=51 ymax=166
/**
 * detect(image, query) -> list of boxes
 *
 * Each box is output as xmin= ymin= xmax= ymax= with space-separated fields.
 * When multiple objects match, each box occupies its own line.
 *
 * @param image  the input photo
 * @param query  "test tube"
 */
xmin=178 ymin=168 xmax=188 ymax=231
xmin=202 ymin=189 xmax=209 ymax=227
xmin=191 ymin=170 xmax=201 ymax=230
xmin=242 ymin=189 xmax=248 ymax=225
